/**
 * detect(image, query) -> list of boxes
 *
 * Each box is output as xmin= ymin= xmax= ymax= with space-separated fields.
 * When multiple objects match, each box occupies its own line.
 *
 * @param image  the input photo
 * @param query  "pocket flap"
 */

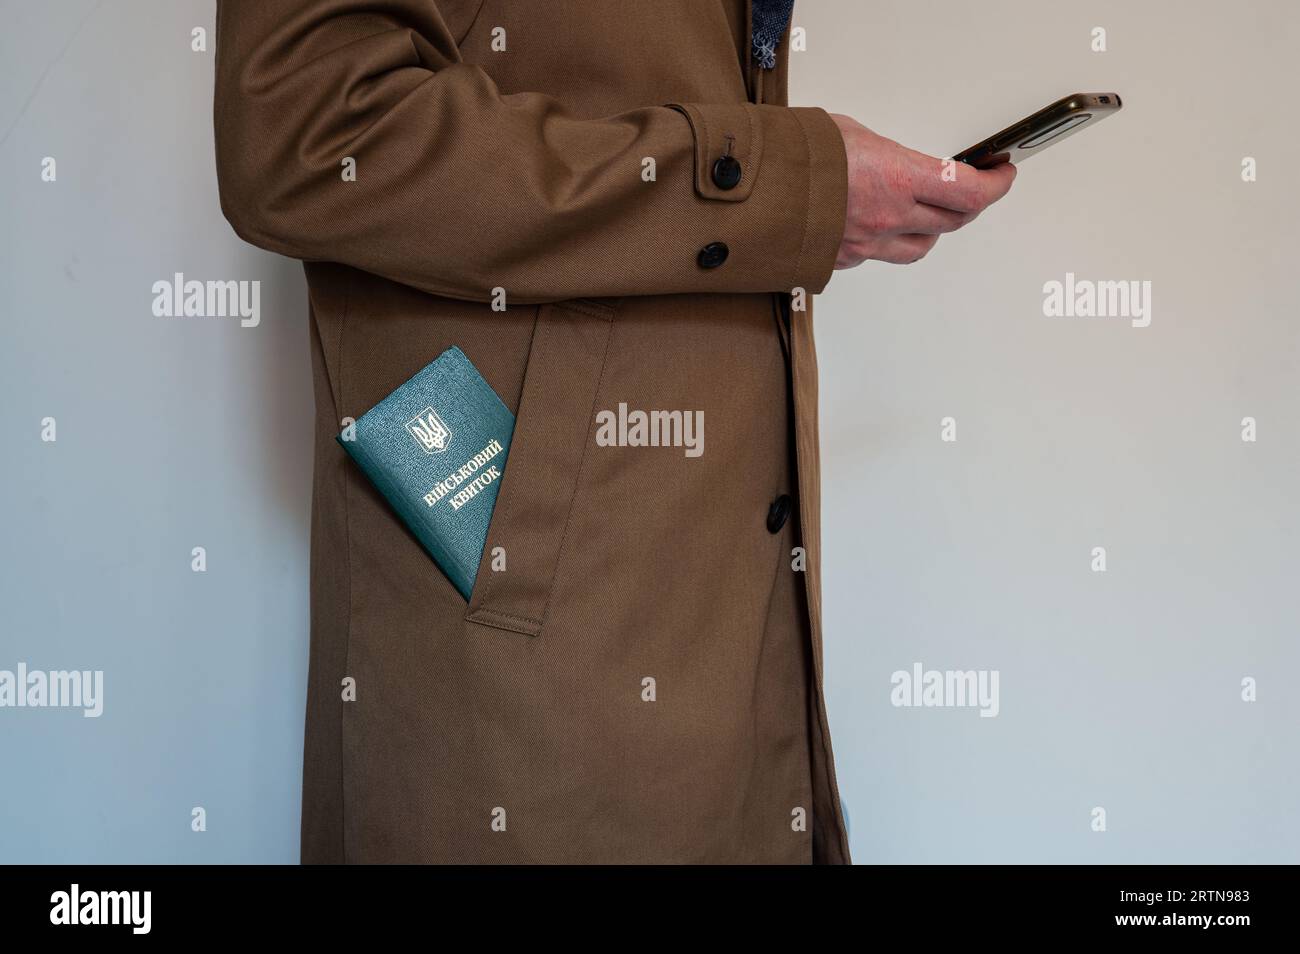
xmin=464 ymin=299 xmax=615 ymax=636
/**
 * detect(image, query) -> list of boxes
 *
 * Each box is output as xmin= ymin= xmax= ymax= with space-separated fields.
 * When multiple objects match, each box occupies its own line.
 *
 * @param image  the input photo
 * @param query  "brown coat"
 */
xmin=214 ymin=0 xmax=850 ymax=863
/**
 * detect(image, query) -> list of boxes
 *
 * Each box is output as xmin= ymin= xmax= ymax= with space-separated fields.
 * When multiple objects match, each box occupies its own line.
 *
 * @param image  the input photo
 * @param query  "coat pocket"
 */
xmin=463 ymin=298 xmax=616 ymax=636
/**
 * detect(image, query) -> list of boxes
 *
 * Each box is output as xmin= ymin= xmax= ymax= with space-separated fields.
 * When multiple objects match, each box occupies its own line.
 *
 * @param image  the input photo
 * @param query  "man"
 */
xmin=213 ymin=0 xmax=1015 ymax=864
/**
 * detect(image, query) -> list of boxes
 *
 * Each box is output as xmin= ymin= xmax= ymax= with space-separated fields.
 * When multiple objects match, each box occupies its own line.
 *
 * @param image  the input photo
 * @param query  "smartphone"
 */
xmin=953 ymin=92 xmax=1122 ymax=169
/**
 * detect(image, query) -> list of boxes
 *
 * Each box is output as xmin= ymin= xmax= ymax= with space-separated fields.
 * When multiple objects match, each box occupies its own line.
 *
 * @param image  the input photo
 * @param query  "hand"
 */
xmin=829 ymin=113 xmax=1017 ymax=267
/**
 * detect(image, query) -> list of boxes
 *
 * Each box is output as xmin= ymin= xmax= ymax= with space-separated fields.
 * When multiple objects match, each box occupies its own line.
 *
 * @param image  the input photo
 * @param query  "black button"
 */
xmin=697 ymin=242 xmax=729 ymax=269
xmin=711 ymin=155 xmax=743 ymax=190
xmin=766 ymin=494 xmax=792 ymax=534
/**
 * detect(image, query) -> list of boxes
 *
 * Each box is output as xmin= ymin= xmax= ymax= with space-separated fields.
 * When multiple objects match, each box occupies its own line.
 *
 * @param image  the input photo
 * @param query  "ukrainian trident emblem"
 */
xmin=407 ymin=406 xmax=452 ymax=454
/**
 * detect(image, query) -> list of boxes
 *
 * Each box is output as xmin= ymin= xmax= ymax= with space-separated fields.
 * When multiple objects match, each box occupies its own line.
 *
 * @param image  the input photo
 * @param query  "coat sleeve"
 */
xmin=212 ymin=0 xmax=847 ymax=304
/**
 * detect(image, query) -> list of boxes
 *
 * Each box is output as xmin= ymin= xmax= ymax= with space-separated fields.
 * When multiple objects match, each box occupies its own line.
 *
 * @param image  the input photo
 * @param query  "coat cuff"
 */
xmin=666 ymin=102 xmax=847 ymax=295
xmin=789 ymin=106 xmax=848 ymax=294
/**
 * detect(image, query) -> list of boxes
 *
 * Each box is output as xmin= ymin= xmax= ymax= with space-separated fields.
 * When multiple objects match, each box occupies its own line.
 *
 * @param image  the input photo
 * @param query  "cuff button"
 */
xmin=711 ymin=155 xmax=743 ymax=190
xmin=697 ymin=242 xmax=729 ymax=269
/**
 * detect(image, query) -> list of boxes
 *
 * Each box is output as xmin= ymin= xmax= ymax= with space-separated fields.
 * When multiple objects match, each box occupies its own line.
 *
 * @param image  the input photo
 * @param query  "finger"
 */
xmin=898 ymin=201 xmax=976 ymax=236
xmin=909 ymin=153 xmax=1017 ymax=213
xmin=877 ymin=233 xmax=940 ymax=265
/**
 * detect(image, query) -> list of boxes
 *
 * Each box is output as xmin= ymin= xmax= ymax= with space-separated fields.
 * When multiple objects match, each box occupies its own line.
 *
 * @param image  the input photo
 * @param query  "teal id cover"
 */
xmin=336 ymin=346 xmax=514 ymax=600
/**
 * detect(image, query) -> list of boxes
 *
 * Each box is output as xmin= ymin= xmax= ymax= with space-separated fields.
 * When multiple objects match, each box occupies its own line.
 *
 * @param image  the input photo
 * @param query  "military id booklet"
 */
xmin=337 ymin=346 xmax=514 ymax=599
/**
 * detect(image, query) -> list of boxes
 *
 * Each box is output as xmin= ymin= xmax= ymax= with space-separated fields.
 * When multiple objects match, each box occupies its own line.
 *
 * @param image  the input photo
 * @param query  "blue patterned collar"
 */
xmin=752 ymin=0 xmax=795 ymax=69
